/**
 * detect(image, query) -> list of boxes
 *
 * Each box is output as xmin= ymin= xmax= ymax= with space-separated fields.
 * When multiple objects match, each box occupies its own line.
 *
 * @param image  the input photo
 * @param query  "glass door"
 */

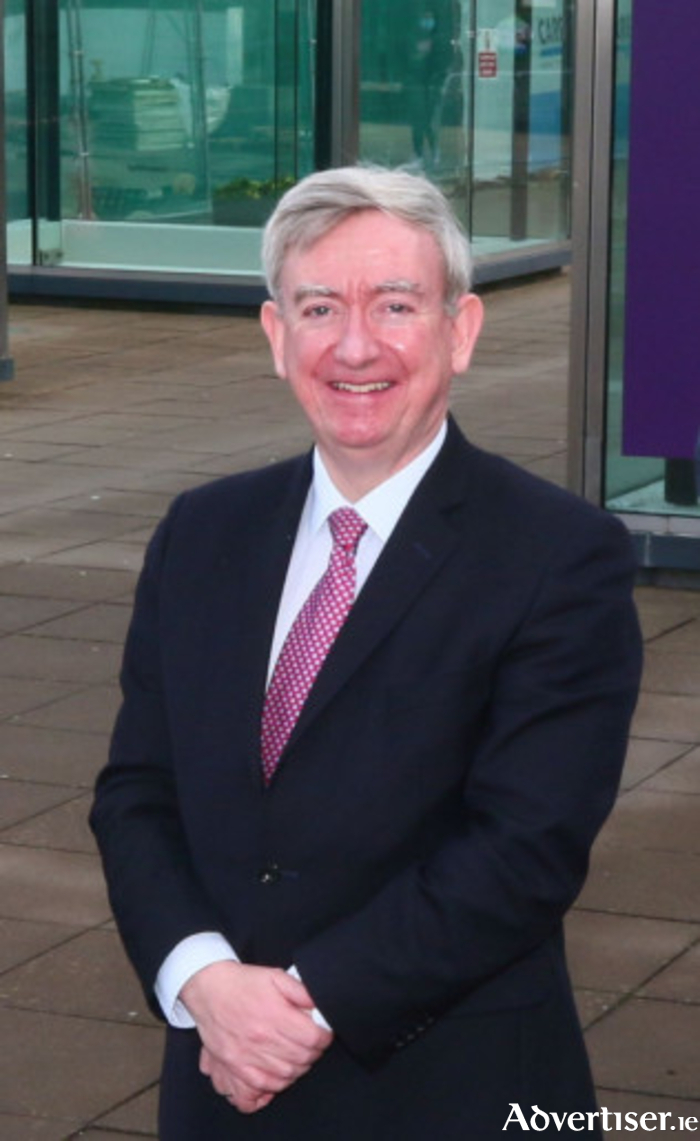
xmin=31 ymin=0 xmax=317 ymax=277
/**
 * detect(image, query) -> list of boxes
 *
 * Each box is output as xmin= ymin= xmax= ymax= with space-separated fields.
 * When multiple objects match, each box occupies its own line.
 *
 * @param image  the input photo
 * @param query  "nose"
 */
xmin=333 ymin=306 xmax=380 ymax=368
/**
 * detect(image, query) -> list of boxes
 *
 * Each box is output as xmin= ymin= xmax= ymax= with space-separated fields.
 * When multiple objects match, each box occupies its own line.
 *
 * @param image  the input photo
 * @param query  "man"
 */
xmin=91 ymin=167 xmax=642 ymax=1139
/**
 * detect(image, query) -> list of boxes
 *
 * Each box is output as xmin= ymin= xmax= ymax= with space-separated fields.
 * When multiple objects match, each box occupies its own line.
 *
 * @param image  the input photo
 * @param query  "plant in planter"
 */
xmin=212 ymin=175 xmax=296 ymax=226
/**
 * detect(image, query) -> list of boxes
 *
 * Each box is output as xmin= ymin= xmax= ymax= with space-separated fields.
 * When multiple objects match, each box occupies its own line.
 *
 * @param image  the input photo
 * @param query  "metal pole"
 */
xmin=567 ymin=0 xmax=616 ymax=501
xmin=0 ymin=0 xmax=16 ymax=382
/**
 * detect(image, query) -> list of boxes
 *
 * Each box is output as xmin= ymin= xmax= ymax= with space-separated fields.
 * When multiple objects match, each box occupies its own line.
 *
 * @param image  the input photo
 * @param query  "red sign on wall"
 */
xmin=478 ymin=51 xmax=498 ymax=79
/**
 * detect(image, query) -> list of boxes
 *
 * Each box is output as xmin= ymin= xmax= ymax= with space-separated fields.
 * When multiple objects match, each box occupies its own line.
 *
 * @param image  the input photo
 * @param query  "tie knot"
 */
xmin=329 ymin=507 xmax=367 ymax=556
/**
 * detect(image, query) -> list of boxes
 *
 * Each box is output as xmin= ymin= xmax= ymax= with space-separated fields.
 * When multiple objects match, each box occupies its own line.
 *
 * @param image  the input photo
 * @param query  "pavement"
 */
xmin=0 ymin=273 xmax=699 ymax=1138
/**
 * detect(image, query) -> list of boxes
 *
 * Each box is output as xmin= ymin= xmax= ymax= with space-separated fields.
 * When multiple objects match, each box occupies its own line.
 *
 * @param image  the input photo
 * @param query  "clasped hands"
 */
xmin=180 ymin=961 xmax=333 ymax=1114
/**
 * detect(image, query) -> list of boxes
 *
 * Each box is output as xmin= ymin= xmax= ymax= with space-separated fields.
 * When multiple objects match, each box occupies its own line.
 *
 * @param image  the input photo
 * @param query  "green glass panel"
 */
xmin=358 ymin=0 xmax=573 ymax=259
xmin=33 ymin=0 xmax=315 ymax=274
xmin=6 ymin=0 xmax=31 ymax=263
xmin=359 ymin=0 xmax=472 ymax=229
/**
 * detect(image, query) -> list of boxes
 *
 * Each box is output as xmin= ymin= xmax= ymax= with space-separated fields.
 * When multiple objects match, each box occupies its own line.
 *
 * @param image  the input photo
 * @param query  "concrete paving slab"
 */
xmin=0 ymin=724 xmax=108 ymax=787
xmin=566 ymin=911 xmax=700 ymax=994
xmin=0 ymin=917 xmax=84 ymax=974
xmin=92 ymin=1084 xmax=159 ymax=1136
xmin=53 ymin=490 xmax=171 ymax=518
xmin=636 ymin=601 xmax=700 ymax=644
xmin=40 ymin=541 xmax=147 ymax=573
xmin=616 ymin=734 xmax=689 ymax=789
xmin=0 ymin=780 xmax=80 ymax=832
xmin=17 ymin=685 xmax=121 ymax=734
xmin=0 ymin=1113 xmax=83 ymax=1139
xmin=0 ymin=844 xmax=110 ymax=925
xmin=1 ymin=441 xmax=89 ymax=463
xmin=646 ymin=746 xmax=700 ymax=793
xmin=642 ymin=650 xmax=700 ymax=697
xmin=586 ymin=998 xmax=700 ymax=1100
xmin=24 ymin=603 xmax=132 ymax=645
xmin=594 ymin=1092 xmax=700 ymax=1127
xmin=0 ymin=508 xmax=150 ymax=543
xmin=631 ymin=692 xmax=700 ymax=745
xmin=574 ymin=988 xmax=622 ymax=1030
xmin=0 ymin=634 xmax=120 ymax=683
xmin=598 ymin=789 xmax=700 ymax=855
xmin=0 ymin=596 xmax=83 ymax=635
xmin=0 ymin=677 xmax=79 ymax=720
xmin=620 ymin=738 xmax=691 ymax=790
xmin=639 ymin=943 xmax=700 ymax=1004
xmin=646 ymin=619 xmax=700 ymax=655
xmin=0 ymin=532 xmax=115 ymax=563
xmin=9 ymin=422 xmax=145 ymax=448
xmin=72 ymin=1130 xmax=154 ymax=1139
xmin=0 ymin=792 xmax=95 ymax=853
xmin=578 ymin=847 xmax=700 ymax=922
xmin=0 ymin=928 xmax=158 ymax=1026
xmin=0 ymin=1006 xmax=162 ymax=1123
xmin=0 ymin=564 xmax=136 ymax=602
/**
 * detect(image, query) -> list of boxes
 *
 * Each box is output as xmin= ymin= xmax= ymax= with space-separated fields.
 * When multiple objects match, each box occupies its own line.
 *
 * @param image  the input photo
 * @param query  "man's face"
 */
xmin=261 ymin=209 xmax=483 ymax=490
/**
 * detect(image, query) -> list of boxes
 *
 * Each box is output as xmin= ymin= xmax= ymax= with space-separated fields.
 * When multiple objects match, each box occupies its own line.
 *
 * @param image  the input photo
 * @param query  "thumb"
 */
xmin=274 ymin=968 xmax=315 ymax=1009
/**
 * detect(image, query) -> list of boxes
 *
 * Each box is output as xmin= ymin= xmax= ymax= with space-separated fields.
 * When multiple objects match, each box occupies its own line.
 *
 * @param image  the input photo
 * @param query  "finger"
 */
xmin=228 ymin=1087 xmax=276 ymax=1115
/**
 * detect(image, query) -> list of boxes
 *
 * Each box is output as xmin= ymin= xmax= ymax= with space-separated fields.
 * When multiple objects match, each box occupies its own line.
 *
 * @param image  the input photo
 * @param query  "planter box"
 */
xmin=212 ymin=196 xmax=279 ymax=227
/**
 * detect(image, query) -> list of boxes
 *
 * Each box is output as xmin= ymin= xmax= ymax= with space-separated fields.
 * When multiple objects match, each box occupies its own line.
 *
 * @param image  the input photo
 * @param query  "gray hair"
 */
xmin=261 ymin=165 xmax=473 ymax=312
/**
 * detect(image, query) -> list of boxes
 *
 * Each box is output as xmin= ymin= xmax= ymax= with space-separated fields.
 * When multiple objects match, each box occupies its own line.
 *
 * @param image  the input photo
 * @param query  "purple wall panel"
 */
xmin=622 ymin=0 xmax=700 ymax=459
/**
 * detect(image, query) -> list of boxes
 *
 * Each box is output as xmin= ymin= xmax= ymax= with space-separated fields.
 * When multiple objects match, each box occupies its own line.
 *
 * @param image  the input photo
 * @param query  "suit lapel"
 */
xmin=207 ymin=454 xmax=312 ymax=787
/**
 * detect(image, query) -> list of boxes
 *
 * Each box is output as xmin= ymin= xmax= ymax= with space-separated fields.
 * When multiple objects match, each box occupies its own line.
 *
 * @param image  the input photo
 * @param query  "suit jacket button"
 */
xmin=257 ymin=863 xmax=282 ymax=885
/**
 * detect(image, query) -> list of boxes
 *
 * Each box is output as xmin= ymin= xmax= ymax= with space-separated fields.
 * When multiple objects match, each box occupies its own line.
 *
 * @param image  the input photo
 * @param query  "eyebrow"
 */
xmin=292 ymin=280 xmax=425 ymax=305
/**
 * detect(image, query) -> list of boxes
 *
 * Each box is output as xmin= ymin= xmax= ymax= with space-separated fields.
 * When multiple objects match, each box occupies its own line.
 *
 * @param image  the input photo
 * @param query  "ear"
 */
xmin=260 ymin=299 xmax=288 ymax=379
xmin=449 ymin=292 xmax=484 ymax=376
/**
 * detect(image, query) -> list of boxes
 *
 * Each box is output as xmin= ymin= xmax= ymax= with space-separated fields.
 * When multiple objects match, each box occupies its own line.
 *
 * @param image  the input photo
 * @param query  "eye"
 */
xmin=378 ymin=299 xmax=417 ymax=319
xmin=302 ymin=303 xmax=333 ymax=319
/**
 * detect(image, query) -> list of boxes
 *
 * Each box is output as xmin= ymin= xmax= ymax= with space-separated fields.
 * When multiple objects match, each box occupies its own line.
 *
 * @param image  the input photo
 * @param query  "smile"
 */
xmin=330 ymin=381 xmax=393 ymax=394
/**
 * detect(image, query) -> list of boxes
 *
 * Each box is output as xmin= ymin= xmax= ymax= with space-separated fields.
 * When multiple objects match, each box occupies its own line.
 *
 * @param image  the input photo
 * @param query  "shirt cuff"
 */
xmin=155 ymin=932 xmax=239 ymax=1028
xmin=288 ymin=964 xmax=333 ymax=1031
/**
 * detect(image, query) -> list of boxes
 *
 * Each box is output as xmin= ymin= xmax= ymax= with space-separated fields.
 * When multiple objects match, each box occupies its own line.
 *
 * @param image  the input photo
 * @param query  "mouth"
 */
xmin=329 ymin=381 xmax=393 ymax=394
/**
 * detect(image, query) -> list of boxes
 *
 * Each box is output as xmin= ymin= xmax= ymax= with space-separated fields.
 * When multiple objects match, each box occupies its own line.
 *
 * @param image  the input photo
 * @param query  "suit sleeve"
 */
xmin=293 ymin=509 xmax=642 ymax=1064
xmin=89 ymin=498 xmax=225 ymax=1011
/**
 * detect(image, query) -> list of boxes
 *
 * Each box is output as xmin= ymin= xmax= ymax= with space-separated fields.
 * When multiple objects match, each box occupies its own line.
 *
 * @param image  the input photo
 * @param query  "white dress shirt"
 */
xmin=155 ymin=422 xmax=447 ymax=1029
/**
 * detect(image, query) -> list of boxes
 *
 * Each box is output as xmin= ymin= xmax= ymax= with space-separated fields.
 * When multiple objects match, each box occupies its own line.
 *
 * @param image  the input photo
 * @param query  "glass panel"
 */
xmin=471 ymin=0 xmax=572 ymax=257
xmin=358 ymin=0 xmax=573 ymax=260
xmin=604 ymin=0 xmax=699 ymax=517
xmin=358 ymin=0 xmax=473 ymax=230
xmin=5 ymin=0 xmax=31 ymax=264
xmin=32 ymin=0 xmax=315 ymax=275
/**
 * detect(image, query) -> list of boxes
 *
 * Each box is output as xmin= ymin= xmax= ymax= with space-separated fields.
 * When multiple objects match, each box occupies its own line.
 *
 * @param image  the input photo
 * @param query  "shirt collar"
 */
xmin=309 ymin=420 xmax=448 ymax=542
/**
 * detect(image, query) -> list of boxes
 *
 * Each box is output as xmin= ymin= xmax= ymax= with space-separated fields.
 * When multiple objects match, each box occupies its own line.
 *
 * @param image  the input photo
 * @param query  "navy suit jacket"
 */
xmin=91 ymin=420 xmax=642 ymax=1139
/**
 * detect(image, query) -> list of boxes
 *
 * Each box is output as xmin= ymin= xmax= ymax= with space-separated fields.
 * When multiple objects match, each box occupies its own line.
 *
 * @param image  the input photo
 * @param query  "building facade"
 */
xmin=6 ymin=0 xmax=573 ymax=302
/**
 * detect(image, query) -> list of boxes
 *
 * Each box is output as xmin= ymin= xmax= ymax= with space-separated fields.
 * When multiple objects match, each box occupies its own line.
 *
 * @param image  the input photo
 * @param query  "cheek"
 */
xmin=290 ymin=332 xmax=334 ymax=373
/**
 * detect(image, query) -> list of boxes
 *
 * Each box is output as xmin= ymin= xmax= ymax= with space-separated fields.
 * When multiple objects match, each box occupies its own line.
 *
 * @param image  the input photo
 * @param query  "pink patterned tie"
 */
xmin=261 ymin=507 xmax=367 ymax=783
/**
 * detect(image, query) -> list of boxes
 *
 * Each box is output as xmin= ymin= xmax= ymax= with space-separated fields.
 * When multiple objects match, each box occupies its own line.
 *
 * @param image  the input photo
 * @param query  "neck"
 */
xmin=318 ymin=449 xmax=398 ymax=502
xmin=317 ymin=423 xmax=447 ymax=503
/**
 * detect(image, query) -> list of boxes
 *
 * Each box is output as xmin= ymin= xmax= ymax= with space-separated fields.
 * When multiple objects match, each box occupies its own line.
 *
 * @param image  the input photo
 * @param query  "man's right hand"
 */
xmin=180 ymin=961 xmax=333 ymax=1114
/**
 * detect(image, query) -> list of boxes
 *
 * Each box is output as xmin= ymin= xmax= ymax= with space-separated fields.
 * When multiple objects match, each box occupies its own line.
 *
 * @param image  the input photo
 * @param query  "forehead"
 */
xmin=279 ymin=210 xmax=446 ymax=297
